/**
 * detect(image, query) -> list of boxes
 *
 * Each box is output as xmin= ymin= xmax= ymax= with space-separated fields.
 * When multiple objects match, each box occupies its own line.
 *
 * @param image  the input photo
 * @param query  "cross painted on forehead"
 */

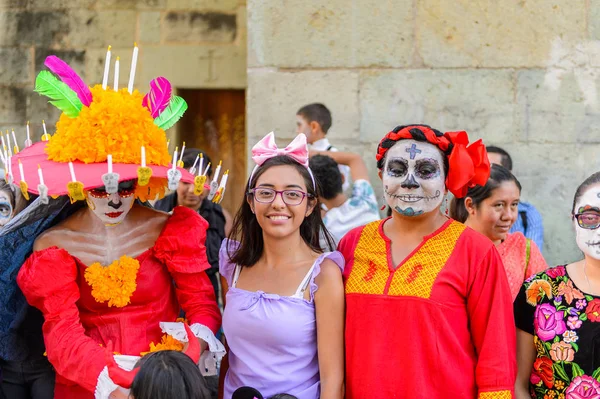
xmin=406 ymin=143 xmax=422 ymax=159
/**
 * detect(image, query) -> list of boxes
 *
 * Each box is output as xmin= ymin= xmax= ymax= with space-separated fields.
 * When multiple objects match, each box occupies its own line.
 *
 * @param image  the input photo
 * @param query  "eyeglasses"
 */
xmin=248 ymin=188 xmax=311 ymax=206
xmin=574 ymin=212 xmax=600 ymax=230
xmin=88 ymin=181 xmax=136 ymax=199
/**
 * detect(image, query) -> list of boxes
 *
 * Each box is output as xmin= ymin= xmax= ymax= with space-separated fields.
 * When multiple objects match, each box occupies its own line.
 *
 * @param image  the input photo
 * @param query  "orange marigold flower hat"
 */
xmin=8 ymin=45 xmax=199 ymax=204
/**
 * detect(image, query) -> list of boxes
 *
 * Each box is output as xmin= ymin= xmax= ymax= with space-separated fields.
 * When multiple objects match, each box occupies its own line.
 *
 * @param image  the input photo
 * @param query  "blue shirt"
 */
xmin=510 ymin=201 xmax=544 ymax=251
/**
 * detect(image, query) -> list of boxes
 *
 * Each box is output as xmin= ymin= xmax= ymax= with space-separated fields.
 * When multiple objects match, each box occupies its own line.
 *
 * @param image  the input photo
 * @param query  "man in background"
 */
xmin=309 ymin=150 xmax=380 ymax=248
xmin=154 ymin=148 xmax=229 ymax=300
xmin=487 ymin=145 xmax=544 ymax=251
xmin=297 ymin=103 xmax=350 ymax=191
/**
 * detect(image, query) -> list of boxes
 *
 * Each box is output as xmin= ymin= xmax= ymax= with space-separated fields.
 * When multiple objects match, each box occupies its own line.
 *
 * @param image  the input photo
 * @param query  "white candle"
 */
xmin=198 ymin=154 xmax=204 ymax=176
xmin=190 ymin=154 xmax=199 ymax=173
xmin=113 ymin=56 xmax=120 ymax=91
xmin=25 ymin=121 xmax=31 ymax=147
xmin=179 ymin=142 xmax=186 ymax=162
xmin=38 ymin=164 xmax=44 ymax=185
xmin=102 ymin=45 xmax=112 ymax=90
xmin=18 ymin=160 xmax=25 ymax=182
xmin=171 ymin=147 xmax=178 ymax=171
xmin=6 ymin=133 xmax=12 ymax=157
xmin=107 ymin=154 xmax=113 ymax=174
xmin=42 ymin=120 xmax=48 ymax=140
xmin=141 ymin=146 xmax=146 ymax=167
xmin=11 ymin=129 xmax=18 ymax=152
xmin=203 ymin=162 xmax=211 ymax=176
xmin=69 ymin=162 xmax=76 ymax=182
xmin=8 ymin=155 xmax=12 ymax=177
xmin=213 ymin=160 xmax=222 ymax=182
xmin=127 ymin=43 xmax=138 ymax=94
xmin=1 ymin=135 xmax=6 ymax=159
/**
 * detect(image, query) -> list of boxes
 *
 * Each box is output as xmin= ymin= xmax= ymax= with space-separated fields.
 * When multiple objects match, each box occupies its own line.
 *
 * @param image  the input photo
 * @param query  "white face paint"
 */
xmin=87 ymin=181 xmax=136 ymax=226
xmin=382 ymin=140 xmax=445 ymax=217
xmin=574 ymin=184 xmax=600 ymax=260
xmin=0 ymin=191 xmax=13 ymax=226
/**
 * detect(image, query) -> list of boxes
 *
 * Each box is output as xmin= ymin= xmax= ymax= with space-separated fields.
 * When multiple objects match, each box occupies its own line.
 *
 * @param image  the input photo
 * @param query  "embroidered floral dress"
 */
xmin=514 ymin=265 xmax=600 ymax=398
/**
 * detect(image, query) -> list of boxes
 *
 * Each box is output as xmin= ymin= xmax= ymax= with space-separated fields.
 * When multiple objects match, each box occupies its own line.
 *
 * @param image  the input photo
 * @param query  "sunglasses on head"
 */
xmin=88 ymin=180 xmax=136 ymax=199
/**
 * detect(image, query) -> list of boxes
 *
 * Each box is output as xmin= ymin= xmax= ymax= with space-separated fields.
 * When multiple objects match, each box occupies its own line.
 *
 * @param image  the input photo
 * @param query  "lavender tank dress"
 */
xmin=219 ymin=239 xmax=344 ymax=399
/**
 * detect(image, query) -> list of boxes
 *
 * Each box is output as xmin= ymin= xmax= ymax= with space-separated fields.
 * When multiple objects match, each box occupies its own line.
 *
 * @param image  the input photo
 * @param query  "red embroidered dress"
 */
xmin=339 ymin=218 xmax=517 ymax=399
xmin=16 ymin=207 xmax=221 ymax=398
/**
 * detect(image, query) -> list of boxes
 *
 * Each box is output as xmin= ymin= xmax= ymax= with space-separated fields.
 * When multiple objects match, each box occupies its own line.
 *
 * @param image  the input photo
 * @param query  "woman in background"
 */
xmin=450 ymin=164 xmax=548 ymax=300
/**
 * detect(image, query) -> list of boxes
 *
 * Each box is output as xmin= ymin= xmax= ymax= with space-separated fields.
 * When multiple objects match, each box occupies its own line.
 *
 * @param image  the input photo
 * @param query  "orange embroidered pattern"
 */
xmin=345 ymin=222 xmax=388 ymax=295
xmin=345 ymin=220 xmax=465 ymax=298
xmin=478 ymin=390 xmax=512 ymax=399
xmin=387 ymin=221 xmax=464 ymax=298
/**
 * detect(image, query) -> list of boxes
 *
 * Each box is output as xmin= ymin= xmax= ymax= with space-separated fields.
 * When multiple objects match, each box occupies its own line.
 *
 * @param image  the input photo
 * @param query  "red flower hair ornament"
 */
xmin=376 ymin=126 xmax=490 ymax=198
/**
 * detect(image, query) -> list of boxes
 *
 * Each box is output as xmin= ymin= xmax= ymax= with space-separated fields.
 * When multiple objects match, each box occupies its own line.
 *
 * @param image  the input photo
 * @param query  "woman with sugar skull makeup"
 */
xmin=0 ymin=51 xmax=223 ymax=399
xmin=514 ymin=172 xmax=600 ymax=399
xmin=338 ymin=124 xmax=517 ymax=398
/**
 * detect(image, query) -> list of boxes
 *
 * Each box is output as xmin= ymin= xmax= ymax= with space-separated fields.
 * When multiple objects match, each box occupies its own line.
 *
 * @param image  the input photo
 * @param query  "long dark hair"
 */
xmin=130 ymin=350 xmax=211 ymax=399
xmin=572 ymin=171 xmax=600 ymax=214
xmin=228 ymin=155 xmax=335 ymax=267
xmin=449 ymin=164 xmax=522 ymax=223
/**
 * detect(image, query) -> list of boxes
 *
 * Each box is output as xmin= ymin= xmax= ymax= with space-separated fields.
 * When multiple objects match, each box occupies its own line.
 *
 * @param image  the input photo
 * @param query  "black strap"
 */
xmin=326 ymin=145 xmax=333 ymax=151
xmin=519 ymin=210 xmax=528 ymax=233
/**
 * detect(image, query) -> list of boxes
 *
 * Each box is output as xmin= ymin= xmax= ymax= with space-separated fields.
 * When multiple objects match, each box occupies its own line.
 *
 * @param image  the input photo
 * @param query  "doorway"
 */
xmin=178 ymin=89 xmax=246 ymax=216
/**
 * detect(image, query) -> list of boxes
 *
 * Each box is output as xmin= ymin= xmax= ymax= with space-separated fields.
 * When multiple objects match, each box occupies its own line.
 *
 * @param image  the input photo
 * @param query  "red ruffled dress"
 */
xmin=16 ymin=206 xmax=221 ymax=399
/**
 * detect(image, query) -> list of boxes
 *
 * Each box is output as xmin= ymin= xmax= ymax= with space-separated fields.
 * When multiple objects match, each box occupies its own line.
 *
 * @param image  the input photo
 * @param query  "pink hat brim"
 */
xmin=9 ymin=142 xmax=195 ymax=196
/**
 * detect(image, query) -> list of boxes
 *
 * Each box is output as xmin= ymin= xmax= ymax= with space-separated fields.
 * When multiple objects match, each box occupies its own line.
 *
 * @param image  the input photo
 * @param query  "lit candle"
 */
xmin=127 ymin=43 xmax=138 ymax=94
xmin=69 ymin=162 xmax=77 ymax=182
xmin=113 ymin=56 xmax=120 ymax=91
xmin=38 ymin=164 xmax=44 ymax=185
xmin=141 ymin=146 xmax=146 ymax=167
xmin=18 ymin=159 xmax=25 ymax=182
xmin=213 ymin=160 xmax=222 ymax=182
xmin=171 ymin=147 xmax=178 ymax=171
xmin=189 ymin=154 xmax=200 ymax=174
xmin=7 ymin=155 xmax=12 ymax=178
xmin=107 ymin=154 xmax=113 ymax=174
xmin=102 ymin=45 xmax=112 ymax=90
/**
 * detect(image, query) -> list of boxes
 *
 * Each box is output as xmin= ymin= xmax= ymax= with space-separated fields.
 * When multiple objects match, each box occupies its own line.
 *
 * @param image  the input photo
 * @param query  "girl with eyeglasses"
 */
xmin=218 ymin=133 xmax=344 ymax=399
xmin=514 ymin=171 xmax=600 ymax=399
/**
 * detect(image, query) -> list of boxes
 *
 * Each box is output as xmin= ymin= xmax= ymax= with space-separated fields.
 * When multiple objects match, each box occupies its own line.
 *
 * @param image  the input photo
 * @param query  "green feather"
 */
xmin=154 ymin=96 xmax=187 ymax=130
xmin=34 ymin=71 xmax=83 ymax=118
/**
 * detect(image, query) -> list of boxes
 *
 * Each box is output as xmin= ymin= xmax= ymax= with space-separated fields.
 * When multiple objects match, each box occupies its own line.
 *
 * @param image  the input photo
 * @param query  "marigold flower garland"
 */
xmin=84 ymin=255 xmax=140 ymax=308
xmin=141 ymin=334 xmax=185 ymax=356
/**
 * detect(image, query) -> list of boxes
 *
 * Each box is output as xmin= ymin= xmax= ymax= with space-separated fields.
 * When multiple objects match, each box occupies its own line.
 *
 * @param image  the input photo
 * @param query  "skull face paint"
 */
xmin=382 ymin=140 xmax=445 ymax=217
xmin=87 ymin=180 xmax=136 ymax=226
xmin=574 ymin=185 xmax=600 ymax=260
xmin=0 ymin=191 xmax=13 ymax=226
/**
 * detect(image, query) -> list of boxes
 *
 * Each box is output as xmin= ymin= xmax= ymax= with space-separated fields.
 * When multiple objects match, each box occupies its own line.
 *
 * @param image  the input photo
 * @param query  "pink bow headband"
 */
xmin=250 ymin=132 xmax=316 ymax=189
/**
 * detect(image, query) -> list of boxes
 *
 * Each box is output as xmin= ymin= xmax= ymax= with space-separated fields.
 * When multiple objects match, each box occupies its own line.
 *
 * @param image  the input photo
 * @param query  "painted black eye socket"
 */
xmin=415 ymin=159 xmax=440 ymax=179
xmin=387 ymin=160 xmax=408 ymax=177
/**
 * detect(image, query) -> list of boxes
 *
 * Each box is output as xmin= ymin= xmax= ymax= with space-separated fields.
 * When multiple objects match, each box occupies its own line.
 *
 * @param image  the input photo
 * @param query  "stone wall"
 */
xmin=246 ymin=0 xmax=600 ymax=265
xmin=0 ymin=0 xmax=246 ymax=143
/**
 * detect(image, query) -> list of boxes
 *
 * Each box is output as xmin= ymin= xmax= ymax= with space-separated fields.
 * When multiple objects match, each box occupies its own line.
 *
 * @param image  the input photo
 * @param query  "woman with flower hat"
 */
xmin=219 ymin=132 xmax=345 ymax=399
xmin=339 ymin=124 xmax=517 ymax=398
xmin=4 ymin=52 xmax=223 ymax=399
xmin=514 ymin=172 xmax=600 ymax=399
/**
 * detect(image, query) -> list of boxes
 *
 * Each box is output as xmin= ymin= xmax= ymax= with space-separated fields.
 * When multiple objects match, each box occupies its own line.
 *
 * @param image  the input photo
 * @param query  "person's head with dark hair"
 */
xmin=375 ymin=124 xmax=490 ymax=219
xmin=449 ymin=164 xmax=521 ymax=245
xmin=269 ymin=394 xmax=298 ymax=399
xmin=0 ymin=179 xmax=26 ymax=227
xmin=129 ymin=350 xmax=211 ymax=399
xmin=571 ymin=171 xmax=600 ymax=261
xmin=296 ymin=103 xmax=332 ymax=144
xmin=486 ymin=145 xmax=513 ymax=171
xmin=176 ymin=148 xmax=213 ymax=210
xmin=309 ymin=155 xmax=343 ymax=200
xmin=229 ymin=133 xmax=335 ymax=265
